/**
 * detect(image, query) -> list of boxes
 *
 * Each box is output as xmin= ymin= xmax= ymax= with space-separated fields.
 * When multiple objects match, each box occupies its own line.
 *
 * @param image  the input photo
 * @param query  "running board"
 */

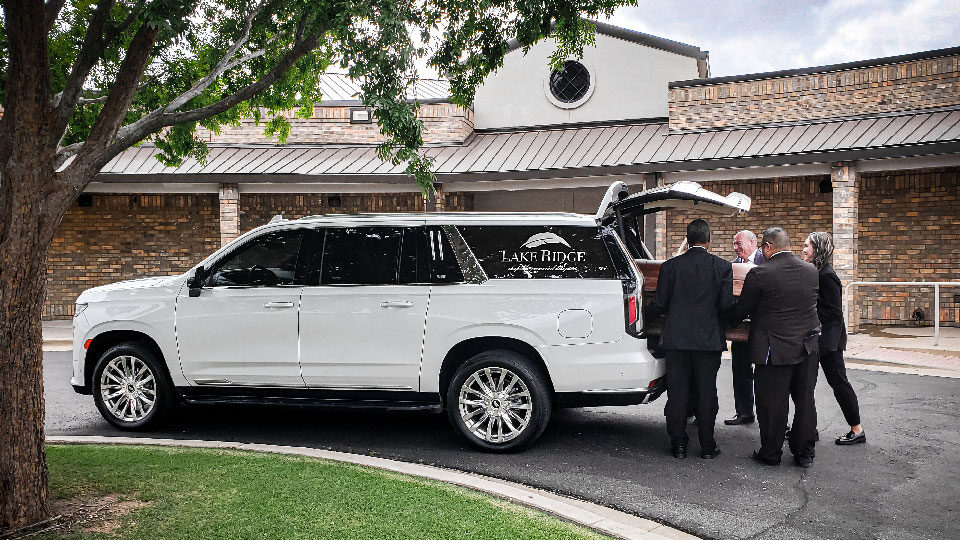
xmin=180 ymin=393 xmax=442 ymax=412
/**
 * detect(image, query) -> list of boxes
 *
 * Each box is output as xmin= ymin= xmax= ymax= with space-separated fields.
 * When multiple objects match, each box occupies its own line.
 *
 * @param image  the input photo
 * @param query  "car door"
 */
xmin=298 ymin=224 xmax=432 ymax=391
xmin=176 ymin=228 xmax=308 ymax=387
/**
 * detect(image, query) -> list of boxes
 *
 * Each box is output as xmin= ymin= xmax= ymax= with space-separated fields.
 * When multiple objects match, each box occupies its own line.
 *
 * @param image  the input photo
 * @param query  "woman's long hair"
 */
xmin=806 ymin=231 xmax=834 ymax=270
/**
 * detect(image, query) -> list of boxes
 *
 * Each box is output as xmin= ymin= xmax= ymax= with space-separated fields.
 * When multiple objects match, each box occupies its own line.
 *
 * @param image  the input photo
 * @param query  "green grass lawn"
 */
xmin=42 ymin=444 xmax=610 ymax=540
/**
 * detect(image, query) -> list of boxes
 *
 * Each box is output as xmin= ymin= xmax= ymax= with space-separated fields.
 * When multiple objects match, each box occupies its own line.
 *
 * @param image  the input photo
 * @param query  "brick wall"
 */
xmin=239 ymin=192 xmax=474 ymax=232
xmin=669 ymin=53 xmax=960 ymax=131
xmin=661 ymin=176 xmax=833 ymax=261
xmin=658 ymin=169 xmax=960 ymax=327
xmin=858 ymin=168 xmax=960 ymax=326
xmin=199 ymin=103 xmax=474 ymax=145
xmin=45 ymin=194 xmax=221 ymax=318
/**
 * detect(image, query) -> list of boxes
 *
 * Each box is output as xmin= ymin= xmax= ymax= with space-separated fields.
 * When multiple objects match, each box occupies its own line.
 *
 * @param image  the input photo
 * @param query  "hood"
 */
xmin=76 ymin=275 xmax=183 ymax=303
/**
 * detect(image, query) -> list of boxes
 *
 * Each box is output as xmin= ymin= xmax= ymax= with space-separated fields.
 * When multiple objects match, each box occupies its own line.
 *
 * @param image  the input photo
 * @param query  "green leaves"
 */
xmin=12 ymin=0 xmax=634 ymax=190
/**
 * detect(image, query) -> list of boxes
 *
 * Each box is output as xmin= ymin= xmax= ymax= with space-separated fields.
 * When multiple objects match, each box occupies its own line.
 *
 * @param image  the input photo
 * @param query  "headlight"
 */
xmin=74 ymin=303 xmax=88 ymax=317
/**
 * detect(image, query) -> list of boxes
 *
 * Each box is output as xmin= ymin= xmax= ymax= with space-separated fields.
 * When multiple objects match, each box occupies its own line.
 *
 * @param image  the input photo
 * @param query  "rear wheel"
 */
xmin=92 ymin=342 xmax=176 ymax=430
xmin=446 ymin=350 xmax=552 ymax=452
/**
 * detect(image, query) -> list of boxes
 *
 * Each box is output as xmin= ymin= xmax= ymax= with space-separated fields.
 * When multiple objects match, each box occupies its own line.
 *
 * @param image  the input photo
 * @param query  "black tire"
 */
xmin=92 ymin=342 xmax=177 ymax=430
xmin=446 ymin=350 xmax=552 ymax=452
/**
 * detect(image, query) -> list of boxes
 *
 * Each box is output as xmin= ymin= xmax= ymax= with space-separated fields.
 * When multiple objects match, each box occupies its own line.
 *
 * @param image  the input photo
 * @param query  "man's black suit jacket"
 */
xmin=727 ymin=251 xmax=821 ymax=365
xmin=645 ymin=246 xmax=734 ymax=352
xmin=818 ymin=263 xmax=847 ymax=352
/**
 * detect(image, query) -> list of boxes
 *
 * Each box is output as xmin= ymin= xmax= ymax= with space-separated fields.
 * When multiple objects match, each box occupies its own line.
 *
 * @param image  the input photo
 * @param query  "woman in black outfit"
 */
xmin=801 ymin=232 xmax=865 ymax=445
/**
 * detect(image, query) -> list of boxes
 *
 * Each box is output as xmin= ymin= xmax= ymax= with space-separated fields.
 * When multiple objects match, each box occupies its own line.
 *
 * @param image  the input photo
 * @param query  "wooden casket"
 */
xmin=635 ymin=260 xmax=753 ymax=342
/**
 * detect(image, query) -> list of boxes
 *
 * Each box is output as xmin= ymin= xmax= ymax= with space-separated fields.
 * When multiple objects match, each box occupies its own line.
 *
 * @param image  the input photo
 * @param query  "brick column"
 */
xmin=654 ymin=173 xmax=667 ymax=259
xmin=425 ymin=183 xmax=444 ymax=212
xmin=434 ymin=184 xmax=445 ymax=212
xmin=831 ymin=162 xmax=859 ymax=331
xmin=219 ymin=183 xmax=240 ymax=246
xmin=641 ymin=173 xmax=657 ymax=257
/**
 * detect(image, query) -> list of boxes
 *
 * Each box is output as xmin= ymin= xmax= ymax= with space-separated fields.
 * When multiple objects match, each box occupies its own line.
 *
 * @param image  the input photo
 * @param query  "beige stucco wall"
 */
xmin=473 ymin=33 xmax=702 ymax=130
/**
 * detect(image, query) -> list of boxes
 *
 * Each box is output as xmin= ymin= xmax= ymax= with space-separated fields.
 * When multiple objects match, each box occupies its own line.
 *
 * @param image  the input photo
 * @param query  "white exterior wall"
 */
xmin=473 ymin=33 xmax=701 ymax=129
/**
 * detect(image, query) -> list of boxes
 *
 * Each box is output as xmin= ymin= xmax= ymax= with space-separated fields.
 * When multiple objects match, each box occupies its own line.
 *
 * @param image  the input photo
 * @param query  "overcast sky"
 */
xmin=605 ymin=0 xmax=960 ymax=77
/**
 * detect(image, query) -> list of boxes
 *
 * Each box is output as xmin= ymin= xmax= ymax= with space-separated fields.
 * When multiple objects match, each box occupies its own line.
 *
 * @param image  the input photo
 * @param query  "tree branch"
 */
xmin=215 ymin=40 xmax=276 ymax=74
xmin=67 ymin=25 xmax=325 ymax=187
xmin=164 ymin=2 xmax=265 ymax=113
xmin=77 ymin=96 xmax=110 ymax=105
xmin=54 ymin=142 xmax=84 ymax=171
xmin=64 ymin=20 xmax=161 ymax=181
xmin=51 ymin=0 xmax=116 ymax=133
xmin=44 ymin=0 xmax=68 ymax=33
xmin=111 ymin=0 xmax=145 ymax=37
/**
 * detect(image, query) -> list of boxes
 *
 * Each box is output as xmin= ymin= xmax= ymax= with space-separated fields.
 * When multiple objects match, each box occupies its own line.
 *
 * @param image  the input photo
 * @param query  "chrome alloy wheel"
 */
xmin=458 ymin=367 xmax=533 ymax=443
xmin=99 ymin=355 xmax=157 ymax=422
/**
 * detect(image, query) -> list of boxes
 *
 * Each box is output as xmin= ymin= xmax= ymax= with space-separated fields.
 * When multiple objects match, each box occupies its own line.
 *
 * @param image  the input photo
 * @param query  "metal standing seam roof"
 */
xmin=98 ymin=108 xmax=960 ymax=182
xmin=316 ymin=73 xmax=451 ymax=103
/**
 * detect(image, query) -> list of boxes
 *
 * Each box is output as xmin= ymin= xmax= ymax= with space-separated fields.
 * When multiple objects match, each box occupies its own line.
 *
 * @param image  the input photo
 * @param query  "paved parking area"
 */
xmin=44 ymin=349 xmax=960 ymax=540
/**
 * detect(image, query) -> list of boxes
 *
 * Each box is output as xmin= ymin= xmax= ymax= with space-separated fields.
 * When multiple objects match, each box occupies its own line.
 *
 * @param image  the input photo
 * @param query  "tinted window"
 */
xmin=427 ymin=226 xmax=464 ymax=283
xmin=209 ymin=230 xmax=304 ymax=287
xmin=458 ymin=225 xmax=617 ymax=279
xmin=320 ymin=227 xmax=403 ymax=285
xmin=399 ymin=227 xmax=464 ymax=284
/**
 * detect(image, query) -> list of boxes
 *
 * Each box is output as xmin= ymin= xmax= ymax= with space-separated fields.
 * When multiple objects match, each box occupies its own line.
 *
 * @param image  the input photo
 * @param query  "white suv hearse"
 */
xmin=71 ymin=181 xmax=749 ymax=451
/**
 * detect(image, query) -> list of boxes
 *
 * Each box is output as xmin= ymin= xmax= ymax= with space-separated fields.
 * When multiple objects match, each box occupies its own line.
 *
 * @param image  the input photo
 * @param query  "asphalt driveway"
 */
xmin=44 ymin=351 xmax=960 ymax=540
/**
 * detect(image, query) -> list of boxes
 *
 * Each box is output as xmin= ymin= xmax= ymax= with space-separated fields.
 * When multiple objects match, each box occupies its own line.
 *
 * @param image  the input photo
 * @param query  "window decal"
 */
xmin=458 ymin=226 xmax=617 ymax=279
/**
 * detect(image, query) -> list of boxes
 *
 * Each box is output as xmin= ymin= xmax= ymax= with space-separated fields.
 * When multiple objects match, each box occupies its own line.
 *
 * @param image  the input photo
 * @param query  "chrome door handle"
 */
xmin=263 ymin=301 xmax=295 ymax=309
xmin=380 ymin=301 xmax=414 ymax=308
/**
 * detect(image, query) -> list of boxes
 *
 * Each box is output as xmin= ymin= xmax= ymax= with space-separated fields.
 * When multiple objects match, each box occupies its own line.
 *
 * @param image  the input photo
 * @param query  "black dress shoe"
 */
xmin=836 ymin=430 xmax=866 ymax=445
xmin=751 ymin=450 xmax=780 ymax=466
xmin=701 ymin=448 xmax=722 ymax=459
xmin=724 ymin=414 xmax=755 ymax=425
xmin=668 ymin=445 xmax=687 ymax=459
xmin=794 ymin=455 xmax=814 ymax=468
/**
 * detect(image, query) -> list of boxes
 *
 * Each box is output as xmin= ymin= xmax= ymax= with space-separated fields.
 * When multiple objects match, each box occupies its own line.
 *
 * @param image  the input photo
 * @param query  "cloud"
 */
xmin=606 ymin=0 xmax=960 ymax=77
xmin=806 ymin=0 xmax=960 ymax=65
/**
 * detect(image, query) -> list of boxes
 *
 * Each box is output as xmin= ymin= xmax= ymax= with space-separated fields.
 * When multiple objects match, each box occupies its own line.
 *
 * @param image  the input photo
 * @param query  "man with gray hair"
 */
xmin=732 ymin=230 xmax=765 ymax=265
xmin=728 ymin=227 xmax=821 ymax=468
xmin=725 ymin=230 xmax=765 ymax=426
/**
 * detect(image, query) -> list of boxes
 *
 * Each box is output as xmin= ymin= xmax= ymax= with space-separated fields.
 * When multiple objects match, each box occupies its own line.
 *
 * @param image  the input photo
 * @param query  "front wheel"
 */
xmin=92 ymin=342 xmax=176 ymax=430
xmin=446 ymin=350 xmax=552 ymax=452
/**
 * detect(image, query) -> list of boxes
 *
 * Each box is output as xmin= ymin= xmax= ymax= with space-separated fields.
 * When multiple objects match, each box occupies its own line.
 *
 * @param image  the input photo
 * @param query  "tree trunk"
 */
xmin=0 ymin=164 xmax=72 ymax=532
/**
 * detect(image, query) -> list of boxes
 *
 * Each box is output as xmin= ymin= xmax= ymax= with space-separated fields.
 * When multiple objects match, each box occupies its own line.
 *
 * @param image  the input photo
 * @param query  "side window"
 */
xmin=427 ymin=226 xmax=464 ymax=283
xmin=208 ymin=230 xmax=304 ymax=287
xmin=399 ymin=226 xmax=464 ymax=284
xmin=320 ymin=227 xmax=403 ymax=285
xmin=457 ymin=225 xmax=617 ymax=279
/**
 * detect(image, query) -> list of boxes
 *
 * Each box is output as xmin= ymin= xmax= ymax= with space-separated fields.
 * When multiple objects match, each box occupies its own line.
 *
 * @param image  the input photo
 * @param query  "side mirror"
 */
xmin=188 ymin=266 xmax=207 ymax=297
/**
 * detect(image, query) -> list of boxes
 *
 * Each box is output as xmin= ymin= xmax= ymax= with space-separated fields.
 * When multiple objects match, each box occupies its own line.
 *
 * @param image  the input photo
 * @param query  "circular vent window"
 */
xmin=544 ymin=60 xmax=595 ymax=109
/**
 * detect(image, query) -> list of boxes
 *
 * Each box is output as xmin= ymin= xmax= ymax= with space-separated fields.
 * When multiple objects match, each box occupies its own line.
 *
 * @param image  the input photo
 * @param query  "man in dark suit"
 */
xmin=728 ymin=227 xmax=821 ymax=468
xmin=645 ymin=219 xmax=734 ymax=459
xmin=725 ymin=230 xmax=766 ymax=426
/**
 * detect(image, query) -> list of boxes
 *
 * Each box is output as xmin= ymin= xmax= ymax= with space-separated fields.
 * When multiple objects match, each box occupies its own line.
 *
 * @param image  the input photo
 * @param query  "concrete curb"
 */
xmin=845 ymin=358 xmax=960 ymax=378
xmin=45 ymin=435 xmax=698 ymax=540
xmin=44 ymin=341 xmax=73 ymax=352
